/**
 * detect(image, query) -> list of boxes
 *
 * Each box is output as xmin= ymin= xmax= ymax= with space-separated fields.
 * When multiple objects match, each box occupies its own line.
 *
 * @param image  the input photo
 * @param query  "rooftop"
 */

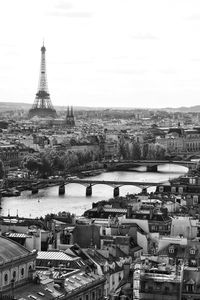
xmin=0 ymin=236 xmax=32 ymax=265
xmin=37 ymin=251 xmax=79 ymax=262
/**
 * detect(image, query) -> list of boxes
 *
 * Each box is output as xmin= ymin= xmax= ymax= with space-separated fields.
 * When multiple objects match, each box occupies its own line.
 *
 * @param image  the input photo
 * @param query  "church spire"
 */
xmin=65 ymin=105 xmax=75 ymax=127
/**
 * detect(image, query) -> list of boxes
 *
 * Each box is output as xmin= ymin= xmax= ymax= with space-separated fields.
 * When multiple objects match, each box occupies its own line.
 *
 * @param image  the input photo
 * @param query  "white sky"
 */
xmin=1 ymin=0 xmax=200 ymax=108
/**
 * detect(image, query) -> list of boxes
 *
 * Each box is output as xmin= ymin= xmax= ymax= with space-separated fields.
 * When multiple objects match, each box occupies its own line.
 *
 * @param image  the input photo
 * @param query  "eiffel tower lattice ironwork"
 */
xmin=28 ymin=43 xmax=57 ymax=119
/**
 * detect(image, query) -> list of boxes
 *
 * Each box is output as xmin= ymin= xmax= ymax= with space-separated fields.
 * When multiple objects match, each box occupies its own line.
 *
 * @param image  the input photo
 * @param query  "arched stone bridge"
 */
xmin=104 ymin=160 xmax=197 ymax=172
xmin=60 ymin=178 xmax=167 ymax=197
xmin=5 ymin=177 xmax=167 ymax=198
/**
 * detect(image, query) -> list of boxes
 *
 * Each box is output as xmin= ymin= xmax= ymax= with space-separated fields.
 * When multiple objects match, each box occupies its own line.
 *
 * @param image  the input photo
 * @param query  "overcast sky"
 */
xmin=1 ymin=0 xmax=200 ymax=108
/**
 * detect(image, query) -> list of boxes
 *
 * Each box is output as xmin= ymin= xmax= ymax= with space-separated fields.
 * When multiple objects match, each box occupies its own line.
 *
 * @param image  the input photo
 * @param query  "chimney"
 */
xmin=127 ymin=206 xmax=132 ymax=218
xmin=150 ymin=207 xmax=153 ymax=220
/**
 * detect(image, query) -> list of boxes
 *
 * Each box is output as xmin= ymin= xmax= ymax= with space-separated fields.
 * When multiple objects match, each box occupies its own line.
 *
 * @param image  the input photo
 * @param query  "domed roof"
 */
xmin=0 ymin=236 xmax=31 ymax=264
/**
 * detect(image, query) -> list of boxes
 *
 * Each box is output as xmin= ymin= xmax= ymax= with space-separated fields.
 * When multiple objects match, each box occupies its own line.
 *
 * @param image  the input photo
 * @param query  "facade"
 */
xmin=0 ymin=236 xmax=37 ymax=299
xmin=156 ymin=126 xmax=200 ymax=155
xmin=136 ymin=260 xmax=183 ymax=300
xmin=182 ymin=268 xmax=200 ymax=299
xmin=0 ymin=143 xmax=30 ymax=170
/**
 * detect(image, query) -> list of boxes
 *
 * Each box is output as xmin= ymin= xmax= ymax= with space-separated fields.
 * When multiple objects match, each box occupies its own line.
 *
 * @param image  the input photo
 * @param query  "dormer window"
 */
xmin=190 ymin=248 xmax=196 ymax=255
xmin=169 ymin=247 xmax=174 ymax=254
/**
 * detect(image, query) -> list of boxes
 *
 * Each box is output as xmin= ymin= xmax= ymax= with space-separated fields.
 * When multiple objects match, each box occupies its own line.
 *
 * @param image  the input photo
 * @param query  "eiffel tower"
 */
xmin=28 ymin=43 xmax=57 ymax=119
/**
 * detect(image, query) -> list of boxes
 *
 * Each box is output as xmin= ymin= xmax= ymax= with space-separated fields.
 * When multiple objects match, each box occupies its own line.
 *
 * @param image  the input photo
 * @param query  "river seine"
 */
xmin=1 ymin=164 xmax=188 ymax=218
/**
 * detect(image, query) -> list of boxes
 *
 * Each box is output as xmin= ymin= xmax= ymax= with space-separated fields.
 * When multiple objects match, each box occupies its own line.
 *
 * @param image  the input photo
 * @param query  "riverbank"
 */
xmin=0 ymin=165 xmax=188 ymax=218
xmin=3 ymin=168 xmax=106 ymax=195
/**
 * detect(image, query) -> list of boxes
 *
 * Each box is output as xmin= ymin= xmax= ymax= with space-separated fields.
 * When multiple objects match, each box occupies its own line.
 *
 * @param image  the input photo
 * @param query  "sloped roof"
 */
xmin=37 ymin=251 xmax=78 ymax=262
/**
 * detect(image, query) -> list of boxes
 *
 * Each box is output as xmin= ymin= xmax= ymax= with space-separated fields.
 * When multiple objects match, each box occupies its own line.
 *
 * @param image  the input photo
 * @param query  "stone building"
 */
xmin=0 ymin=235 xmax=37 ymax=299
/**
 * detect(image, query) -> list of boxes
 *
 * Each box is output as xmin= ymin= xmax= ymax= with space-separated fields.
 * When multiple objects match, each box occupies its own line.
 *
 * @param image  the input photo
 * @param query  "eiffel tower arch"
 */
xmin=28 ymin=43 xmax=57 ymax=119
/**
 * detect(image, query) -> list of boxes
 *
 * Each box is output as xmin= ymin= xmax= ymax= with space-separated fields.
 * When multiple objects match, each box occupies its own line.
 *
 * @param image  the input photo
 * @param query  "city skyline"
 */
xmin=1 ymin=0 xmax=200 ymax=108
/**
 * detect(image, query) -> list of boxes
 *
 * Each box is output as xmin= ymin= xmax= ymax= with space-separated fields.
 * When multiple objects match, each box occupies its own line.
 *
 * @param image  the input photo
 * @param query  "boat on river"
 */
xmin=1 ymin=188 xmax=21 ymax=197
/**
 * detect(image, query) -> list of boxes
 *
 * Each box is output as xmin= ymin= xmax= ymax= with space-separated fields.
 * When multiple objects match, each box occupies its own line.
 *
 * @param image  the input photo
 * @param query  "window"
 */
xmin=190 ymin=249 xmax=196 ymax=255
xmin=165 ymin=286 xmax=170 ymax=292
xmin=13 ymin=271 xmax=16 ymax=279
xmin=21 ymin=268 xmax=24 ymax=277
xmin=190 ymin=259 xmax=196 ymax=266
xmin=4 ymin=273 xmax=8 ymax=284
xmin=187 ymin=284 xmax=194 ymax=292
xmin=169 ymin=247 xmax=174 ymax=254
xmin=171 ymin=186 xmax=176 ymax=193
xmin=178 ymin=187 xmax=183 ymax=194
xmin=99 ymin=289 xmax=102 ymax=297
xmin=193 ymin=195 xmax=198 ymax=205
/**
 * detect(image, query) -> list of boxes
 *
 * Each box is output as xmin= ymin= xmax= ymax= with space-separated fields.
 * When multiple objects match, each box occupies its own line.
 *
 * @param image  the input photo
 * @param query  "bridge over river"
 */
xmin=62 ymin=178 xmax=168 ymax=196
xmin=4 ymin=160 xmax=192 ymax=197
xmin=5 ymin=177 xmax=168 ymax=197
xmin=105 ymin=159 xmax=197 ymax=172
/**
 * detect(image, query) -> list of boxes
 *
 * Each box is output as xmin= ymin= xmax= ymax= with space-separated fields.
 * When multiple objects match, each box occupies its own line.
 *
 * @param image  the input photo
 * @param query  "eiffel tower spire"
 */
xmin=67 ymin=106 xmax=70 ymax=117
xmin=71 ymin=106 xmax=74 ymax=117
xmin=28 ymin=43 xmax=57 ymax=119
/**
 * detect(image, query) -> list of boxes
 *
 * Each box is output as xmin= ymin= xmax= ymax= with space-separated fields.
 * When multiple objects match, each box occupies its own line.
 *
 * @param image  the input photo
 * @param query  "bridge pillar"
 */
xmin=142 ymin=187 xmax=147 ymax=195
xmin=59 ymin=184 xmax=65 ymax=195
xmin=147 ymin=165 xmax=158 ymax=172
xmin=113 ymin=187 xmax=120 ymax=197
xmin=32 ymin=187 xmax=39 ymax=194
xmin=86 ymin=185 xmax=92 ymax=196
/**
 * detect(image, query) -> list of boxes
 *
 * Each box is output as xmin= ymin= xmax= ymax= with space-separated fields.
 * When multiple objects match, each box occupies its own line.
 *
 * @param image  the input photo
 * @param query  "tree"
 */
xmin=131 ymin=142 xmax=141 ymax=160
xmin=146 ymin=143 xmax=166 ymax=160
xmin=142 ymin=143 xmax=149 ymax=159
xmin=39 ymin=156 xmax=52 ymax=178
xmin=23 ymin=154 xmax=41 ymax=173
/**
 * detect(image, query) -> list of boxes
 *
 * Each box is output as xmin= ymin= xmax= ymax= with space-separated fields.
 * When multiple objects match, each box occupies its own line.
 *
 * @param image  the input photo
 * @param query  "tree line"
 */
xmin=23 ymin=149 xmax=102 ymax=178
xmin=119 ymin=140 xmax=166 ymax=160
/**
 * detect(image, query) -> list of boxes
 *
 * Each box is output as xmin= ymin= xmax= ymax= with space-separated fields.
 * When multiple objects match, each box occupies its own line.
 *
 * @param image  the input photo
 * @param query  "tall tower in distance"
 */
xmin=28 ymin=43 xmax=57 ymax=119
xmin=66 ymin=106 xmax=75 ymax=127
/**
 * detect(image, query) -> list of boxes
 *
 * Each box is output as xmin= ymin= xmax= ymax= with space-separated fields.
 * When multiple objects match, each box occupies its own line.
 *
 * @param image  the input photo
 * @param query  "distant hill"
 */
xmin=0 ymin=102 xmax=31 ymax=111
xmin=1 ymin=101 xmax=200 ymax=112
xmin=162 ymin=105 xmax=200 ymax=113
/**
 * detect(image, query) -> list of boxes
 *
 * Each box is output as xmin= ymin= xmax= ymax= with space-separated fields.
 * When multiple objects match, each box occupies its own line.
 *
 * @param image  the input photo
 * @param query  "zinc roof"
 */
xmin=37 ymin=251 xmax=77 ymax=261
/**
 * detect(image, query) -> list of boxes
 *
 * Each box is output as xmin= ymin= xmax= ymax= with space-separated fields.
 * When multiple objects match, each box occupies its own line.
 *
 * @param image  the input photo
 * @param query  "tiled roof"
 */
xmin=6 ymin=232 xmax=29 ymax=239
xmin=89 ymin=207 xmax=127 ymax=214
xmin=37 ymin=251 xmax=78 ymax=261
xmin=14 ymin=282 xmax=62 ymax=299
xmin=64 ymin=271 xmax=104 ymax=294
